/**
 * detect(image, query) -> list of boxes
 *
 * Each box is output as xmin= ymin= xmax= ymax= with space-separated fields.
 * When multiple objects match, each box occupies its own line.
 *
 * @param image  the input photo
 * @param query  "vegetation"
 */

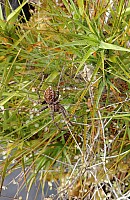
xmin=0 ymin=0 xmax=130 ymax=199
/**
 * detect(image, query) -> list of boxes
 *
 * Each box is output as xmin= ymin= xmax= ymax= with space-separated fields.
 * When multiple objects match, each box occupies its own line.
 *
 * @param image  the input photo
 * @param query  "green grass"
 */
xmin=0 ymin=0 xmax=130 ymax=199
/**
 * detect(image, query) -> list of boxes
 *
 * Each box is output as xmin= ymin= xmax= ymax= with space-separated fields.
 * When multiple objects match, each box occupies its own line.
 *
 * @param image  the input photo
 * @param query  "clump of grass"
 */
xmin=0 ymin=0 xmax=130 ymax=199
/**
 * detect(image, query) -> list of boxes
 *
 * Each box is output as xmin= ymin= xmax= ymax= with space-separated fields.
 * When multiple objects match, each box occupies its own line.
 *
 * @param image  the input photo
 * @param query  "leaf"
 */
xmin=0 ymin=157 xmax=10 ymax=195
xmin=45 ymin=71 xmax=59 ymax=83
xmin=95 ymin=80 xmax=106 ymax=108
xmin=0 ymin=19 xmax=6 ymax=29
xmin=75 ymin=47 xmax=98 ymax=75
xmin=122 ymin=6 xmax=130 ymax=16
xmin=77 ymin=0 xmax=84 ymax=16
xmin=99 ymin=41 xmax=130 ymax=52
xmin=0 ymin=3 xmax=4 ymax=20
xmin=0 ymin=92 xmax=19 ymax=106
xmin=6 ymin=0 xmax=28 ymax=22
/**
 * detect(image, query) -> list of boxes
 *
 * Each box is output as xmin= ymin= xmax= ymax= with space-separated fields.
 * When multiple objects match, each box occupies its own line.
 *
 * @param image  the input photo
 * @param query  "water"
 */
xmin=0 ymin=169 xmax=57 ymax=200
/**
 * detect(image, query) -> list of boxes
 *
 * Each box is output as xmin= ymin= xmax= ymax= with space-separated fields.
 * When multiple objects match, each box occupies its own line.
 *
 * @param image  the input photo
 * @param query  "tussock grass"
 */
xmin=0 ymin=0 xmax=130 ymax=199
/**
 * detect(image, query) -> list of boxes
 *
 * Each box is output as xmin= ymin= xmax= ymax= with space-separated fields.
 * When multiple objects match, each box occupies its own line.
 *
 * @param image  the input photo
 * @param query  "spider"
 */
xmin=40 ymin=86 xmax=71 ymax=128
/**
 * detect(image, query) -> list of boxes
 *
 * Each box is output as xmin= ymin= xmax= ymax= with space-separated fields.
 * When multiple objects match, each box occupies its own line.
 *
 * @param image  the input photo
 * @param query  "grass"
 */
xmin=0 ymin=0 xmax=130 ymax=199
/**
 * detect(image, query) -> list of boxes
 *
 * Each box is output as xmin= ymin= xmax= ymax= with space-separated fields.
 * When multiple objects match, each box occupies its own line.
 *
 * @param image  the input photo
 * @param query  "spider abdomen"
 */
xmin=44 ymin=86 xmax=59 ymax=104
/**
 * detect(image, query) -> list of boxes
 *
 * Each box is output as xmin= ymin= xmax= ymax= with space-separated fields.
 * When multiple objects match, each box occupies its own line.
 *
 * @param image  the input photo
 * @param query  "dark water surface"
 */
xmin=1 ymin=169 xmax=57 ymax=200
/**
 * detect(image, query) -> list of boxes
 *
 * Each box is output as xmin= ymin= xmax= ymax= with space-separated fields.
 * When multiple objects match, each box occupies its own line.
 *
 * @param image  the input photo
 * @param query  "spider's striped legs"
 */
xmin=59 ymin=105 xmax=72 ymax=127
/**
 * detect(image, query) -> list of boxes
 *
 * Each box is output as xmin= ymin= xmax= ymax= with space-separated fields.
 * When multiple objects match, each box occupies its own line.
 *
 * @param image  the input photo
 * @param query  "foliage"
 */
xmin=0 ymin=0 xmax=130 ymax=199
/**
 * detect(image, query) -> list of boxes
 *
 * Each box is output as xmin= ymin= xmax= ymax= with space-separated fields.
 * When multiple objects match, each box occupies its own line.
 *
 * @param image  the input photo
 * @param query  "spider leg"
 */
xmin=27 ymin=94 xmax=38 ymax=104
xmin=59 ymin=105 xmax=72 ymax=126
xmin=39 ymin=105 xmax=48 ymax=112
xmin=36 ymin=73 xmax=45 ymax=100
xmin=50 ymin=109 xmax=60 ymax=130
xmin=41 ymin=100 xmax=46 ymax=105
